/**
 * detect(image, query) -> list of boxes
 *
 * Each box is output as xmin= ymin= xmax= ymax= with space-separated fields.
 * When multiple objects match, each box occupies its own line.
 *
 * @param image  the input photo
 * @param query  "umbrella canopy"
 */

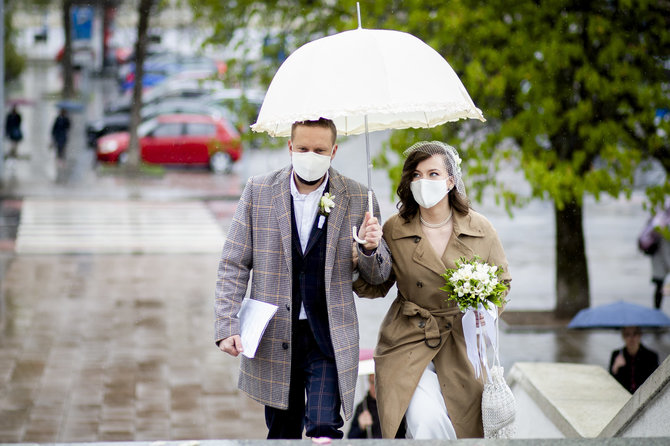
xmin=252 ymin=22 xmax=485 ymax=244
xmin=7 ymin=98 xmax=35 ymax=106
xmin=567 ymin=301 xmax=670 ymax=329
xmin=251 ymin=27 xmax=484 ymax=137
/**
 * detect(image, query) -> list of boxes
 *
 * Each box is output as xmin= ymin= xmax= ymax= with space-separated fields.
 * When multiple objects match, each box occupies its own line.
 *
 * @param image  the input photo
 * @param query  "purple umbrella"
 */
xmin=568 ymin=301 xmax=670 ymax=329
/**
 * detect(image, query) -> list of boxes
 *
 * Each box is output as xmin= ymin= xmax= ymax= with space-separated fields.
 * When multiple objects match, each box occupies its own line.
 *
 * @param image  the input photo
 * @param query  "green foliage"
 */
xmin=4 ymin=0 xmax=26 ymax=82
xmin=189 ymin=0 xmax=669 ymax=211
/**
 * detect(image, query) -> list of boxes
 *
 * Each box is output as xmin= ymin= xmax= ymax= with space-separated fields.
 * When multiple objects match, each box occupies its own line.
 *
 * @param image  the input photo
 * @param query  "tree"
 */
xmin=4 ymin=0 xmax=26 ymax=83
xmin=192 ymin=0 xmax=670 ymax=316
xmin=127 ymin=0 xmax=157 ymax=171
xmin=61 ymin=0 xmax=75 ymax=98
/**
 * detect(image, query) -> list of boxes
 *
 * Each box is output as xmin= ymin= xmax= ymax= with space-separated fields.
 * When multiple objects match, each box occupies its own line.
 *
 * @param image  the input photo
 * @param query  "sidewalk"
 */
xmin=2 ymin=161 xmax=669 ymax=443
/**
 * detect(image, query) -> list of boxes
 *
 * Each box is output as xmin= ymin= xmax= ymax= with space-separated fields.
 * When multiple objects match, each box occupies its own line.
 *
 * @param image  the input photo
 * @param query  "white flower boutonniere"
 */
xmin=319 ymin=192 xmax=335 ymax=217
xmin=317 ymin=192 xmax=335 ymax=229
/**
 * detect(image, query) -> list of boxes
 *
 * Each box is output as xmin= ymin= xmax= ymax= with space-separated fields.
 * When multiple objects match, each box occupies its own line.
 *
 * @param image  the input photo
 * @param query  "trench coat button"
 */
xmin=445 ymin=322 xmax=452 ymax=330
xmin=414 ymin=236 xmax=421 ymax=243
xmin=282 ymin=342 xmax=289 ymax=350
xmin=418 ymin=320 xmax=426 ymax=328
xmin=416 ymin=281 xmax=423 ymax=288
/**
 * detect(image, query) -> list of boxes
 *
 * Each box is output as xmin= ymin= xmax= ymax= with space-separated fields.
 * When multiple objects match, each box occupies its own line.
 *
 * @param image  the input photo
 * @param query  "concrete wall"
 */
xmin=600 ymin=354 xmax=670 ymax=438
xmin=508 ymin=362 xmax=630 ymax=438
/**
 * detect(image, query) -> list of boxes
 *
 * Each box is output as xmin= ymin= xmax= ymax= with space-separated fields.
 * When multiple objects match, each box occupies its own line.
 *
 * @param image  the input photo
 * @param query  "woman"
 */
xmin=609 ymin=326 xmax=659 ymax=393
xmin=355 ymin=141 xmax=511 ymax=439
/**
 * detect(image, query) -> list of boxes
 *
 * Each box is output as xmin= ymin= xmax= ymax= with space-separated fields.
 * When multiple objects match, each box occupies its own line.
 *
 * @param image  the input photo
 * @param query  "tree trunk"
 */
xmin=62 ymin=0 xmax=75 ymax=98
xmin=554 ymin=200 xmax=590 ymax=318
xmin=127 ymin=0 xmax=154 ymax=171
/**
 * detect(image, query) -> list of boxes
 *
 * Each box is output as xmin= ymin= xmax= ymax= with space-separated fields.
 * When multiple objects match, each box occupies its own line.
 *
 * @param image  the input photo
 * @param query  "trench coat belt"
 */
xmin=401 ymin=299 xmax=457 ymax=349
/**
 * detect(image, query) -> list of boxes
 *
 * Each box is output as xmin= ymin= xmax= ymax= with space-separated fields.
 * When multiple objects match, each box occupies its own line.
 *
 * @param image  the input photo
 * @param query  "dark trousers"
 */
xmin=265 ymin=320 xmax=344 ymax=439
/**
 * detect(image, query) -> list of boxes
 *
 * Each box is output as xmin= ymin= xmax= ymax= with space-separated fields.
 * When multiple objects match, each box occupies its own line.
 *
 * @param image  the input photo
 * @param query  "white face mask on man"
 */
xmin=410 ymin=179 xmax=450 ymax=209
xmin=291 ymin=151 xmax=332 ymax=182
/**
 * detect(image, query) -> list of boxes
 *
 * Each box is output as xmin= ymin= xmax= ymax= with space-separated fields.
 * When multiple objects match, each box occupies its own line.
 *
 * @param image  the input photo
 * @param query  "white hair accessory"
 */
xmin=403 ymin=141 xmax=466 ymax=198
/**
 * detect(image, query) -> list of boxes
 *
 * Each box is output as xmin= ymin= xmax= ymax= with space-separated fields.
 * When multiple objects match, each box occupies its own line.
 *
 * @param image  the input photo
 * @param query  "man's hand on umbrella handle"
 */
xmin=357 ymin=212 xmax=381 ymax=252
xmin=219 ymin=335 xmax=244 ymax=357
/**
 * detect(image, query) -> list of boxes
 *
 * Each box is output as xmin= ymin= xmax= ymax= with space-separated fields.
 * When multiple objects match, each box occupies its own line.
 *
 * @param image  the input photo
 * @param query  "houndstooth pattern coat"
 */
xmin=215 ymin=165 xmax=392 ymax=420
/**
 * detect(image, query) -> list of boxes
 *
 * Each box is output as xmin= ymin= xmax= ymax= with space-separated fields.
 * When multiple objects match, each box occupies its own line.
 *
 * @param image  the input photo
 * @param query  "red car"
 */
xmin=96 ymin=113 xmax=242 ymax=173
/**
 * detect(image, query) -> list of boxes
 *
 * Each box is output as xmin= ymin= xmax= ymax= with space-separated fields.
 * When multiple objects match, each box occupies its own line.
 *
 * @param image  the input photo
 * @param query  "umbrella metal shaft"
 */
xmin=364 ymin=115 xmax=373 ymax=214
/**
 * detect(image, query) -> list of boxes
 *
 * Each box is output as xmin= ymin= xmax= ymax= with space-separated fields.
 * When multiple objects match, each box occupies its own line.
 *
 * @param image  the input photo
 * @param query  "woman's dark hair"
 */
xmin=397 ymin=150 xmax=470 ymax=222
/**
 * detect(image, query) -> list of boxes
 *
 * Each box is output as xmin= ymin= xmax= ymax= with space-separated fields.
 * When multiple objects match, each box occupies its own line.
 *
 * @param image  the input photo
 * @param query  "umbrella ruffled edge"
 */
xmin=252 ymin=103 xmax=485 ymax=137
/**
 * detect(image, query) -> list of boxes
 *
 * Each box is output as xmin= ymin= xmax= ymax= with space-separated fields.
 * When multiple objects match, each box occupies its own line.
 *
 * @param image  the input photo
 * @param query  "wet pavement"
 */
xmin=1 ymin=62 xmax=669 ymax=442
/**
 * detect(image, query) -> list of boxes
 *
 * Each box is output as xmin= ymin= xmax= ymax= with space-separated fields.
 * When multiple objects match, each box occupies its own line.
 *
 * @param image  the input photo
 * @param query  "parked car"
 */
xmin=96 ymin=114 xmax=241 ymax=173
xmin=120 ymin=58 xmax=225 ymax=92
xmin=104 ymin=79 xmax=225 ymax=115
xmin=117 ymin=53 xmax=225 ymax=89
xmin=86 ymin=100 xmax=231 ymax=147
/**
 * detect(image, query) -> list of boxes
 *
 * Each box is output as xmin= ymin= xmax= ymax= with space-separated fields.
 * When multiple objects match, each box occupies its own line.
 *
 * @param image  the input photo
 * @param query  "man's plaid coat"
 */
xmin=215 ymin=165 xmax=392 ymax=420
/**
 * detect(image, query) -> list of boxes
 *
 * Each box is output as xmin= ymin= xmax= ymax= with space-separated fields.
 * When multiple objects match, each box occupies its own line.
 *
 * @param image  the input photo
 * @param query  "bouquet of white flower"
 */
xmin=440 ymin=255 xmax=515 ymax=439
xmin=440 ymin=256 xmax=508 ymax=312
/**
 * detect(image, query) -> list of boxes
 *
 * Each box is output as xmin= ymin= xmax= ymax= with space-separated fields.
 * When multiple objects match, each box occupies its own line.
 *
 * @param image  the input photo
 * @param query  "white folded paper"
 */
xmin=237 ymin=298 xmax=278 ymax=359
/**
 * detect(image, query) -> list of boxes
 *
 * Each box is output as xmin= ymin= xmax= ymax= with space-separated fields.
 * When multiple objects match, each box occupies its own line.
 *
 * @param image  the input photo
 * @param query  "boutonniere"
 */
xmin=317 ymin=192 xmax=335 ymax=228
xmin=319 ymin=192 xmax=335 ymax=217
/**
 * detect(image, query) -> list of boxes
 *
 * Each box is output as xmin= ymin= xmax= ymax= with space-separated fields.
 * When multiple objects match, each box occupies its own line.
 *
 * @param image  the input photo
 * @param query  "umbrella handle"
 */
xmin=352 ymin=191 xmax=374 ymax=245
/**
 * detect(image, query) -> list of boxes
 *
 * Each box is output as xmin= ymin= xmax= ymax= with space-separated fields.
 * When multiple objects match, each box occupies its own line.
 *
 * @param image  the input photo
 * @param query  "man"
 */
xmin=51 ymin=108 xmax=71 ymax=166
xmin=5 ymin=105 xmax=22 ymax=159
xmin=215 ymin=118 xmax=391 ymax=439
xmin=609 ymin=326 xmax=659 ymax=393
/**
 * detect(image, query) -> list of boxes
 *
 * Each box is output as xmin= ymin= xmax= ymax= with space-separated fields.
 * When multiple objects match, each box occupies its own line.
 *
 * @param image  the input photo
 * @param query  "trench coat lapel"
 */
xmin=446 ymin=210 xmax=485 ymax=265
xmin=392 ymin=215 xmax=446 ymax=277
xmin=392 ymin=211 xmax=486 ymax=276
xmin=272 ymin=167 xmax=294 ymax=274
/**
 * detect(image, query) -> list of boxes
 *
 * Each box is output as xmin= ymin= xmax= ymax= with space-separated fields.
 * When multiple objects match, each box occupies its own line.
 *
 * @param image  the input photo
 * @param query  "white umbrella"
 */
xmin=252 ymin=8 xmax=485 ymax=242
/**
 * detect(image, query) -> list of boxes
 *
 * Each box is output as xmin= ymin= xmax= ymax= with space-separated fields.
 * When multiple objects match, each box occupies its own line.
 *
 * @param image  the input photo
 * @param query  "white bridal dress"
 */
xmin=404 ymin=362 xmax=458 ymax=439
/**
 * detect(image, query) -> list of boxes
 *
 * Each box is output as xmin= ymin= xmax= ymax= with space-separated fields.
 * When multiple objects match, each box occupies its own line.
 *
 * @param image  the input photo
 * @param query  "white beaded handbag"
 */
xmin=481 ymin=363 xmax=516 ymax=438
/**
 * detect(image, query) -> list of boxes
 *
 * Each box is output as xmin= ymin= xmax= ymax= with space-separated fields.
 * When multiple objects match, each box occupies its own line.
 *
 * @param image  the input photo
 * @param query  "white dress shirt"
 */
xmin=290 ymin=171 xmax=329 ymax=319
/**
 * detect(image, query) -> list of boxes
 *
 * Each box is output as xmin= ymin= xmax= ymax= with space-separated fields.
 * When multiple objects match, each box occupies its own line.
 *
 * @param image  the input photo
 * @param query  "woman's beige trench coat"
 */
xmin=355 ymin=209 xmax=511 ymax=438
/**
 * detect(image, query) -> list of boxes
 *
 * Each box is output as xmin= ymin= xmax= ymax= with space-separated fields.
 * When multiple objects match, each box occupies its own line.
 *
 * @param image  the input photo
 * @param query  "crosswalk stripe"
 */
xmin=15 ymin=199 xmax=226 ymax=254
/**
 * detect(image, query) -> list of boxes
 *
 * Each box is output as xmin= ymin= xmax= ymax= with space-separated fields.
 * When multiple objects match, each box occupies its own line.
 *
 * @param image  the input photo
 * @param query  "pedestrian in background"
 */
xmin=348 ymin=372 xmax=397 ymax=439
xmin=609 ymin=326 xmax=659 ymax=393
xmin=51 ymin=108 xmax=71 ymax=166
xmin=215 ymin=118 xmax=392 ymax=439
xmin=5 ymin=105 xmax=23 ymax=159
xmin=355 ymin=141 xmax=511 ymax=439
xmin=639 ymin=202 xmax=670 ymax=309
xmin=650 ymin=204 xmax=670 ymax=309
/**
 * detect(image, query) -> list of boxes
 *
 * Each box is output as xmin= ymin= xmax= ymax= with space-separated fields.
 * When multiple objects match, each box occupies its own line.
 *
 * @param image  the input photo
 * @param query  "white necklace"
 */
xmin=420 ymin=209 xmax=453 ymax=229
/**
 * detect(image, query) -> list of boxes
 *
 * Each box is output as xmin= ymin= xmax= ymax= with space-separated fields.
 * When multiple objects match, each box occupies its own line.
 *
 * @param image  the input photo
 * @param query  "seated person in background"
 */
xmin=348 ymin=373 xmax=381 ymax=439
xmin=348 ymin=374 xmax=406 ymax=438
xmin=609 ymin=326 xmax=659 ymax=393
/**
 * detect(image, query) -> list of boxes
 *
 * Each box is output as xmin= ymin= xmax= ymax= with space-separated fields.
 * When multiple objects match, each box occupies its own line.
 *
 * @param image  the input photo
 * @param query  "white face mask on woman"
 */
xmin=291 ymin=151 xmax=332 ymax=182
xmin=410 ymin=179 xmax=450 ymax=209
